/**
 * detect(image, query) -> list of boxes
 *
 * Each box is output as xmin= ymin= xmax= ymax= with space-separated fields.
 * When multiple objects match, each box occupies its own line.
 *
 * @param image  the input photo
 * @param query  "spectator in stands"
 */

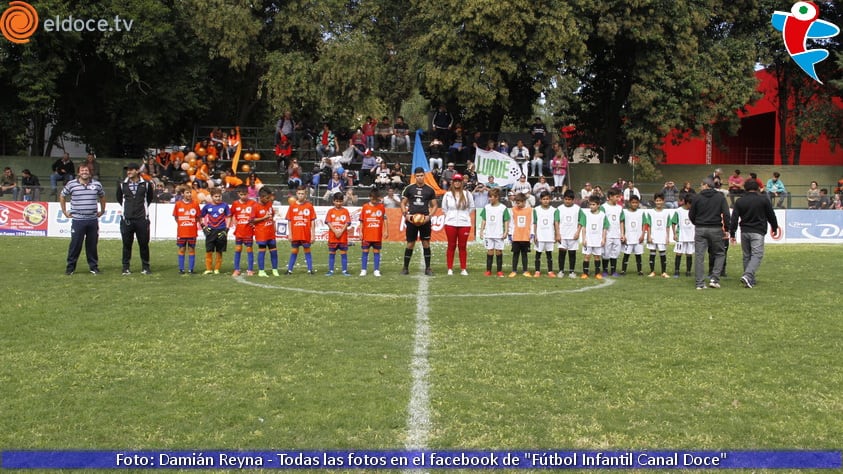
xmin=140 ymin=156 xmax=162 ymax=185
xmin=432 ymin=104 xmax=454 ymax=146
xmin=470 ymin=131 xmax=486 ymax=156
xmin=225 ymin=127 xmax=241 ymax=161
xmin=374 ymin=160 xmax=392 ymax=188
xmin=441 ymin=162 xmax=457 ymax=190
xmin=50 ymin=153 xmax=75 ymax=195
xmin=623 ymin=181 xmax=640 ymax=204
xmin=532 ymin=175 xmax=552 ymax=197
xmin=244 ymin=171 xmax=262 ymax=200
xmin=497 ymin=139 xmax=510 ymax=155
xmin=362 ymin=116 xmax=376 ymax=150
xmin=383 ymin=186 xmax=401 ymax=208
xmin=818 ymin=188 xmax=831 ymax=209
xmin=390 ymin=163 xmax=406 ymax=185
xmin=710 ymin=168 xmax=726 ymax=197
xmin=661 ymin=180 xmax=679 ymax=209
xmin=391 ymin=116 xmax=411 ymax=152
xmin=728 ymin=169 xmax=745 ymax=205
xmin=592 ymin=185 xmax=606 ymax=205
xmin=580 ymin=182 xmax=593 ymax=203
xmin=83 ymin=153 xmax=100 ymax=181
xmin=611 ymin=177 xmax=626 ymax=191
xmin=485 ymin=175 xmax=499 ymax=189
xmin=748 ymin=172 xmax=764 ymax=191
xmin=449 ymin=125 xmax=468 ymax=164
xmin=550 ymin=145 xmax=568 ymax=195
xmin=510 ymin=139 xmax=530 ymax=178
xmin=360 ymin=151 xmax=378 ymax=186
xmin=679 ymin=181 xmax=696 ymax=201
xmin=344 ymin=186 xmax=358 ymax=206
xmin=287 ymin=159 xmax=303 ymax=190
xmin=806 ymin=180 xmax=821 ymax=209
xmin=275 ymin=131 xmax=293 ymax=173
xmin=375 ymin=116 xmax=392 ymax=151
xmin=315 ymin=122 xmax=336 ymax=160
xmin=472 ymin=182 xmax=489 ymax=208
xmin=833 ymin=193 xmax=842 ymax=210
xmin=530 ymin=139 xmax=545 ymax=177
xmin=20 ymin=169 xmax=41 ymax=201
xmin=530 ymin=117 xmax=547 ymax=145
xmin=1 ymin=167 xmax=18 ymax=200
xmin=512 ymin=174 xmax=534 ymax=206
xmin=766 ymin=171 xmax=788 ymax=208
xmin=463 ymin=160 xmax=478 ymax=189
xmin=276 ymin=111 xmax=296 ymax=142
xmin=428 ymin=138 xmax=444 ymax=171
xmin=323 ymin=171 xmax=345 ymax=203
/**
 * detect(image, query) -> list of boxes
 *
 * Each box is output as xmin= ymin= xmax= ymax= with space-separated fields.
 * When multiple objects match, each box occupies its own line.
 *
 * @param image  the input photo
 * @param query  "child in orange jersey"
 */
xmin=359 ymin=188 xmax=388 ymax=276
xmin=172 ymin=185 xmax=202 ymax=274
xmin=229 ymin=185 xmax=256 ymax=276
xmin=508 ymin=193 xmax=533 ymax=277
xmin=324 ymin=192 xmax=351 ymax=276
xmin=252 ymin=186 xmax=279 ymax=277
xmin=285 ymin=186 xmax=317 ymax=274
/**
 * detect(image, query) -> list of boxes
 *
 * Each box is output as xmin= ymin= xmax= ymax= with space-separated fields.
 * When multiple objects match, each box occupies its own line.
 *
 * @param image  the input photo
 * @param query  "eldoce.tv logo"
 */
xmin=0 ymin=1 xmax=38 ymax=44
xmin=1 ymin=1 xmax=134 ymax=44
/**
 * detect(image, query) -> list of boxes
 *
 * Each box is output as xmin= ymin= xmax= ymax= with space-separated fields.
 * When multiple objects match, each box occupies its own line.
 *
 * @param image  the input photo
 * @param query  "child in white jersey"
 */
xmin=601 ymin=188 xmax=625 ymax=276
xmin=532 ymin=191 xmax=559 ymax=277
xmin=578 ymin=195 xmax=608 ymax=279
xmin=645 ymin=193 xmax=671 ymax=278
xmin=621 ymin=194 xmax=645 ymax=275
xmin=670 ymin=195 xmax=695 ymax=277
xmin=479 ymin=188 xmax=510 ymax=277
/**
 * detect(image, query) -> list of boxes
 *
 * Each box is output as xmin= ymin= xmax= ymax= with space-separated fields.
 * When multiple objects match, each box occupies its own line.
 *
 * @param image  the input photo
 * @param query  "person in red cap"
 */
xmin=441 ymin=173 xmax=475 ymax=275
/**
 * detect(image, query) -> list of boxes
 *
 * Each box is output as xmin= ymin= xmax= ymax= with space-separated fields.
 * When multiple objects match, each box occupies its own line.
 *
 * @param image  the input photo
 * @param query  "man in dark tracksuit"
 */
xmin=117 ymin=163 xmax=155 ymax=275
xmin=729 ymin=179 xmax=779 ymax=289
xmin=689 ymin=176 xmax=730 ymax=289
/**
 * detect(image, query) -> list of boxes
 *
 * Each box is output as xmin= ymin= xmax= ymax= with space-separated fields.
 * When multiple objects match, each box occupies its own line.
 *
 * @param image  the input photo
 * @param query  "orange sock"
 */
xmin=205 ymin=253 xmax=213 ymax=270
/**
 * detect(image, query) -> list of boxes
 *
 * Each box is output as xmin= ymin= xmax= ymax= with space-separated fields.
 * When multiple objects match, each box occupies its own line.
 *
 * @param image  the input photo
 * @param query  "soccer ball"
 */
xmin=410 ymin=213 xmax=426 ymax=225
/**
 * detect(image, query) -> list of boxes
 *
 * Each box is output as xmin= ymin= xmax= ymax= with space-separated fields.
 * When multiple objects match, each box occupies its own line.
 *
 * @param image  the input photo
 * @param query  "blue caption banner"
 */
xmin=2 ymin=450 xmax=840 ymax=469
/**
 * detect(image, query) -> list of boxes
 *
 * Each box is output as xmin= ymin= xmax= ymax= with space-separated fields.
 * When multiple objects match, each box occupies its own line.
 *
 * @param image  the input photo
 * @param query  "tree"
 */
xmin=411 ymin=0 xmax=585 ymax=133
xmin=560 ymin=0 xmax=763 ymax=163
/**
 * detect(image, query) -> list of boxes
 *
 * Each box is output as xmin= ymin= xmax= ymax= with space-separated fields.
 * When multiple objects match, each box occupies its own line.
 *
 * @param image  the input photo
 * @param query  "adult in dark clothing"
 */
xmin=689 ymin=177 xmax=730 ymax=290
xmin=50 ymin=153 xmax=75 ymax=194
xmin=729 ymin=179 xmax=779 ymax=289
xmin=117 ymin=163 xmax=155 ymax=275
xmin=431 ymin=104 xmax=454 ymax=146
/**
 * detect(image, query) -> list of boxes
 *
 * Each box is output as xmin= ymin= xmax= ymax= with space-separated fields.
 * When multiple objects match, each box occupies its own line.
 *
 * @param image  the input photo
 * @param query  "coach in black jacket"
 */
xmin=728 ymin=179 xmax=779 ymax=289
xmin=689 ymin=176 xmax=730 ymax=289
xmin=117 ymin=163 xmax=155 ymax=275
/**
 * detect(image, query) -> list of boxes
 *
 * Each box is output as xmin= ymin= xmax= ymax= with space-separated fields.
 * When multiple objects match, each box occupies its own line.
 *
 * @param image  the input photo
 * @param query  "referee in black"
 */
xmin=117 ymin=163 xmax=155 ymax=275
xmin=401 ymin=167 xmax=438 ymax=275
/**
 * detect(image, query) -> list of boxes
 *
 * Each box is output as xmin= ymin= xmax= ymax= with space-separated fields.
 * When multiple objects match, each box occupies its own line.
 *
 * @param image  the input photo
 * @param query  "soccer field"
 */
xmin=1 ymin=237 xmax=841 ymax=468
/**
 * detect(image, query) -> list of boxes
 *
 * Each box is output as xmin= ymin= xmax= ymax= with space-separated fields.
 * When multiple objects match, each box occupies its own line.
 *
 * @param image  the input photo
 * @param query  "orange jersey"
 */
xmin=325 ymin=207 xmax=351 ymax=244
xmin=360 ymin=202 xmax=386 ymax=243
xmin=510 ymin=206 xmax=533 ymax=241
xmin=173 ymin=200 xmax=201 ymax=239
xmin=286 ymin=201 xmax=316 ymax=242
xmin=253 ymin=200 xmax=276 ymax=242
xmin=231 ymin=199 xmax=256 ymax=239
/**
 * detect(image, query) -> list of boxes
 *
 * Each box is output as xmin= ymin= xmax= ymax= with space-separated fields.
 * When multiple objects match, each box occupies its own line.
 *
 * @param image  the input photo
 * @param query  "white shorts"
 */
xmin=535 ymin=241 xmax=555 ymax=252
xmin=647 ymin=243 xmax=667 ymax=252
xmin=604 ymin=238 xmax=622 ymax=259
xmin=623 ymin=243 xmax=644 ymax=255
xmin=485 ymin=238 xmax=505 ymax=251
xmin=559 ymin=238 xmax=579 ymax=251
xmin=583 ymin=246 xmax=603 ymax=256
xmin=674 ymin=241 xmax=695 ymax=254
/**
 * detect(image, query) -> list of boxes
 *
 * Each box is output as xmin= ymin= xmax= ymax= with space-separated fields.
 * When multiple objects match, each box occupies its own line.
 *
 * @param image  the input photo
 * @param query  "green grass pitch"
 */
xmin=1 ymin=236 xmax=841 ymax=471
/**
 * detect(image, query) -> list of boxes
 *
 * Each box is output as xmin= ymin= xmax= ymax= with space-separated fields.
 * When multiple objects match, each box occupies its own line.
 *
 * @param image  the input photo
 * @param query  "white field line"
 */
xmin=404 ymin=275 xmax=431 ymax=472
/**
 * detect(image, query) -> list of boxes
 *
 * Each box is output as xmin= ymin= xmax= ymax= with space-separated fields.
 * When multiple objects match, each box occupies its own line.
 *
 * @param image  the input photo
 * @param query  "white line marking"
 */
xmin=405 ymin=275 xmax=431 ymax=467
xmin=233 ymin=274 xmax=615 ymax=298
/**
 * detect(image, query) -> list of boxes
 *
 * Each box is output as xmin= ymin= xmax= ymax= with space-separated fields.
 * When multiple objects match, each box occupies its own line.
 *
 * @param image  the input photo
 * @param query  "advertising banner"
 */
xmin=0 ymin=201 xmax=49 ymax=236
